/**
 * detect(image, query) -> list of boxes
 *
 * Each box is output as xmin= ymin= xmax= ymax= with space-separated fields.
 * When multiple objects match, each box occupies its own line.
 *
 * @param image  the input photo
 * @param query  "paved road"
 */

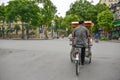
xmin=0 ymin=38 xmax=120 ymax=80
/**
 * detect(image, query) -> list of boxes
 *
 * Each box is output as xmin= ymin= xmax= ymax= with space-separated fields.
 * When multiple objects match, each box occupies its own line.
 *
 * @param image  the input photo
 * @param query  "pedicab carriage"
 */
xmin=70 ymin=21 xmax=94 ymax=64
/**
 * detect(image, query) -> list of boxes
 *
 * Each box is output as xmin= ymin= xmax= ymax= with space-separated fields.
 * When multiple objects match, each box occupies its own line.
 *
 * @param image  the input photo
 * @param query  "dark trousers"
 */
xmin=81 ymin=47 xmax=85 ymax=64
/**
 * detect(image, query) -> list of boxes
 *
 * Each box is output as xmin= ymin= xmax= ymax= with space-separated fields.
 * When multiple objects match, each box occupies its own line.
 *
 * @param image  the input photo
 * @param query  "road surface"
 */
xmin=0 ymin=38 xmax=120 ymax=80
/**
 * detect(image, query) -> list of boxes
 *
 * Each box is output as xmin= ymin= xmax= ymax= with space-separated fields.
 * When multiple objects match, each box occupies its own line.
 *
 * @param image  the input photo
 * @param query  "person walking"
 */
xmin=95 ymin=33 xmax=99 ymax=42
xmin=72 ymin=21 xmax=89 ymax=65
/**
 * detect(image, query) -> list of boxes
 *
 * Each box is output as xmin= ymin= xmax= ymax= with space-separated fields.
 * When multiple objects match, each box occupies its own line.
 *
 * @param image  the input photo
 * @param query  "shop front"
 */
xmin=111 ymin=20 xmax=120 ymax=40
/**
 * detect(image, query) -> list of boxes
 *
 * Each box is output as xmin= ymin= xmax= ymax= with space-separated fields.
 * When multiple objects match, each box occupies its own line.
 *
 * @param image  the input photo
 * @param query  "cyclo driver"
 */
xmin=72 ymin=21 xmax=89 ymax=65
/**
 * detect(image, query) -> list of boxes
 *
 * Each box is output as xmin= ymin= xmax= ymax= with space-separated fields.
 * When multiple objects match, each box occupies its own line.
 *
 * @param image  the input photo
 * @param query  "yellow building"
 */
xmin=0 ymin=21 xmax=40 ymax=39
xmin=0 ymin=21 xmax=53 ymax=39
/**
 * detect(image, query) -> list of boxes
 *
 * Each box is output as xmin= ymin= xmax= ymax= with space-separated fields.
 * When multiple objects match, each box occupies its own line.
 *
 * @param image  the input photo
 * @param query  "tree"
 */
xmin=0 ymin=3 xmax=6 ymax=38
xmin=7 ymin=0 xmax=41 ymax=39
xmin=14 ymin=24 xmax=20 ymax=35
xmin=61 ymin=14 xmax=79 ymax=34
xmin=41 ymin=0 xmax=57 ymax=39
xmin=97 ymin=10 xmax=114 ymax=38
xmin=92 ymin=3 xmax=109 ymax=33
xmin=97 ymin=10 xmax=114 ymax=30
xmin=53 ymin=15 xmax=63 ymax=38
xmin=31 ymin=0 xmax=57 ymax=39
xmin=6 ymin=26 xmax=14 ymax=39
xmin=66 ymin=0 xmax=94 ymax=21
xmin=66 ymin=0 xmax=109 ymax=33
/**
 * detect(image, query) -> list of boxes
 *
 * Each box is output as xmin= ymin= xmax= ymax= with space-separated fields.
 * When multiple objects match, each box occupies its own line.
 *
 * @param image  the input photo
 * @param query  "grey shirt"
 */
xmin=72 ymin=25 xmax=89 ymax=47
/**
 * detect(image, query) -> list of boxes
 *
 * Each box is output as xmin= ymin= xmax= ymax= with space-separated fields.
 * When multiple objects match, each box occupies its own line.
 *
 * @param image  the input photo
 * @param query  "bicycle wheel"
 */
xmin=70 ymin=53 xmax=73 ymax=63
xmin=76 ymin=61 xmax=80 ymax=76
xmin=89 ymin=55 xmax=91 ymax=64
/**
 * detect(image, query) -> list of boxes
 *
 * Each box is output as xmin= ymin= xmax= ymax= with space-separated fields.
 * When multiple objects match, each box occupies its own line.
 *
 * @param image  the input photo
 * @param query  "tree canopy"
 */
xmin=0 ymin=0 xmax=115 ymax=39
xmin=0 ymin=0 xmax=57 ymax=39
xmin=97 ymin=10 xmax=114 ymax=30
xmin=66 ymin=0 xmax=111 ymax=33
xmin=61 ymin=14 xmax=79 ymax=33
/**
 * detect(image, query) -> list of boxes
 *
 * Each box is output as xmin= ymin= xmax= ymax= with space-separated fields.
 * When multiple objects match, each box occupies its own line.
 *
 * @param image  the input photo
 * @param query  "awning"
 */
xmin=113 ymin=20 xmax=120 ymax=26
xmin=70 ymin=21 xmax=94 ymax=27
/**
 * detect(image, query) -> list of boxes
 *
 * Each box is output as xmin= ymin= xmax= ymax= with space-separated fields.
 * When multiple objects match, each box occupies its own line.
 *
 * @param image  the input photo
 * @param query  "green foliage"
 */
xmin=6 ymin=0 xmax=41 ymax=26
xmin=61 ymin=14 xmax=79 ymax=33
xmin=53 ymin=15 xmax=63 ymax=31
xmin=66 ymin=1 xmax=110 ymax=33
xmin=59 ymin=29 xmax=67 ymax=36
xmin=92 ymin=3 xmax=109 ymax=32
xmin=41 ymin=0 xmax=57 ymax=26
xmin=66 ymin=0 xmax=94 ymax=21
xmin=0 ymin=3 xmax=7 ymax=38
xmin=93 ymin=3 xmax=109 ymax=23
xmin=97 ymin=10 xmax=114 ymax=30
xmin=14 ymin=24 xmax=20 ymax=35
xmin=5 ymin=0 xmax=42 ymax=39
xmin=0 ymin=3 xmax=6 ymax=22
xmin=14 ymin=24 xmax=20 ymax=30
xmin=6 ymin=27 xmax=14 ymax=33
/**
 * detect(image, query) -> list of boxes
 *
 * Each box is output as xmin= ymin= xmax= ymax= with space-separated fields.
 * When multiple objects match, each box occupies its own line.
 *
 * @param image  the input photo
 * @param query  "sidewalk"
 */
xmin=0 ymin=38 xmax=55 ymax=40
xmin=108 ymin=40 xmax=120 ymax=43
xmin=12 ymin=37 xmax=66 ymax=40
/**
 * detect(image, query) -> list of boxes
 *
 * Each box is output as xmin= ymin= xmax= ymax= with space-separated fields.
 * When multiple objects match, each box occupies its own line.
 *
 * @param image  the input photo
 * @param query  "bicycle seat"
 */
xmin=74 ymin=45 xmax=84 ymax=48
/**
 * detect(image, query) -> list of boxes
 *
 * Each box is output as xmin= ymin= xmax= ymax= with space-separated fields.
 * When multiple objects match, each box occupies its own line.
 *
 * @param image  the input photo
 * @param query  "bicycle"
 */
xmin=70 ymin=45 xmax=83 ymax=76
xmin=70 ymin=44 xmax=92 ymax=76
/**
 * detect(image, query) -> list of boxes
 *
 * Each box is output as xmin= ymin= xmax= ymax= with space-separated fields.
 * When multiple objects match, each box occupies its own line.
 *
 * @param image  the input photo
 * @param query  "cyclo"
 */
xmin=69 ymin=21 xmax=93 ymax=76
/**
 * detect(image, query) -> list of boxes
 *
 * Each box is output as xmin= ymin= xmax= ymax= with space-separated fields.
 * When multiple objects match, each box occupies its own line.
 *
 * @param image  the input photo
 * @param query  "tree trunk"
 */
xmin=16 ymin=30 xmax=18 ymax=35
xmin=2 ymin=20 xmax=5 ymax=39
xmin=56 ymin=30 xmax=59 ymax=39
xmin=21 ymin=22 xmax=25 ymax=39
xmin=9 ymin=23 xmax=12 ymax=39
xmin=26 ymin=28 xmax=29 ymax=40
xmin=43 ymin=25 xmax=48 ymax=39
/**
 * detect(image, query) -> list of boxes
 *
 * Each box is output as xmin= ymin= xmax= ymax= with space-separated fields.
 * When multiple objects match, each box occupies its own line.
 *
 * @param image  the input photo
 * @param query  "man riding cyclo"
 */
xmin=70 ymin=20 xmax=93 ymax=65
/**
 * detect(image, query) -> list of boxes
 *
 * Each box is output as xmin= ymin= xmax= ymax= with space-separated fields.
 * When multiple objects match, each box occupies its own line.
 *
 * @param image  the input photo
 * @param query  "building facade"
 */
xmin=99 ymin=0 xmax=118 ymax=6
xmin=99 ymin=0 xmax=120 ymax=20
xmin=99 ymin=0 xmax=120 ymax=40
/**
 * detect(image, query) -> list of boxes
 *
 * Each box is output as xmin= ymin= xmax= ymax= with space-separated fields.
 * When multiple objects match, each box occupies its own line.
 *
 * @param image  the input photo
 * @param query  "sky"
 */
xmin=0 ymin=0 xmax=99 ymax=17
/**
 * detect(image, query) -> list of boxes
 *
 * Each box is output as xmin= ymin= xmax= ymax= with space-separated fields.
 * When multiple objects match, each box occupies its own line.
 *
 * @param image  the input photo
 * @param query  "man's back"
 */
xmin=73 ymin=26 xmax=89 ymax=46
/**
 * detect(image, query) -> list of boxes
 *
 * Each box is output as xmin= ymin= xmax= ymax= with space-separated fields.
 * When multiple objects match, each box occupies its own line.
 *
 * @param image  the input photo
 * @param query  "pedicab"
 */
xmin=69 ymin=21 xmax=94 ymax=75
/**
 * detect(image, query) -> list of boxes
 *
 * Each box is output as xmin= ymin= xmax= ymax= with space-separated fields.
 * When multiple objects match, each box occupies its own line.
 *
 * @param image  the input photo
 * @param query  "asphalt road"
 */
xmin=0 ymin=38 xmax=120 ymax=80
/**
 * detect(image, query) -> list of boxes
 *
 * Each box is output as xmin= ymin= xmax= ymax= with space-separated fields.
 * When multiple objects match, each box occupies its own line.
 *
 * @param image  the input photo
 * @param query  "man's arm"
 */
xmin=86 ymin=29 xmax=90 ymax=44
xmin=72 ymin=29 xmax=76 ymax=47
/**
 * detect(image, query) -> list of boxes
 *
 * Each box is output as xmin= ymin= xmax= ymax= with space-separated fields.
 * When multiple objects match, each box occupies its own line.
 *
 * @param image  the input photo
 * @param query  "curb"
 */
xmin=108 ymin=40 xmax=120 ymax=43
xmin=0 ymin=38 xmax=54 ymax=40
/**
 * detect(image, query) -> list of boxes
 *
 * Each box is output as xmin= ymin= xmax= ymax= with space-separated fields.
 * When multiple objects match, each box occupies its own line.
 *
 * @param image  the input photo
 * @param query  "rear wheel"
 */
xmin=76 ymin=61 xmax=80 ymax=76
xmin=89 ymin=53 xmax=92 ymax=64
xmin=70 ymin=53 xmax=73 ymax=63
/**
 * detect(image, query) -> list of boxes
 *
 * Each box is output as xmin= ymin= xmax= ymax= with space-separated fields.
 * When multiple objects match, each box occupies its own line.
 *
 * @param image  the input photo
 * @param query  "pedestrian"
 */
xmin=95 ymin=33 xmax=99 ymax=42
xmin=72 ymin=20 xmax=89 ymax=65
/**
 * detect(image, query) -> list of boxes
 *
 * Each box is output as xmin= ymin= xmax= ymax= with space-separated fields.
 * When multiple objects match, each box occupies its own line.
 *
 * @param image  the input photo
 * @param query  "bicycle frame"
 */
xmin=74 ymin=48 xmax=81 ymax=61
xmin=71 ymin=47 xmax=82 ymax=76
